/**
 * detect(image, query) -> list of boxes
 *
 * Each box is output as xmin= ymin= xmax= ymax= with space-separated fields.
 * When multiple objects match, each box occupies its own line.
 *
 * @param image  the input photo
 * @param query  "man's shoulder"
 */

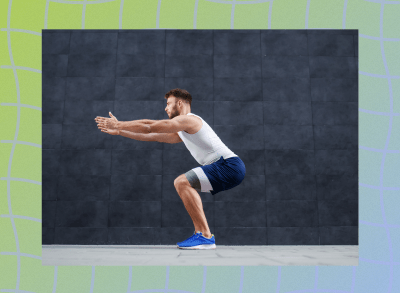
xmin=173 ymin=114 xmax=200 ymax=124
xmin=172 ymin=114 xmax=202 ymax=134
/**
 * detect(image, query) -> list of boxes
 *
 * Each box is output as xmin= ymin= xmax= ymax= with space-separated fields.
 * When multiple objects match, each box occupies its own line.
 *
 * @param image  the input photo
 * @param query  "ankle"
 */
xmin=196 ymin=230 xmax=212 ymax=239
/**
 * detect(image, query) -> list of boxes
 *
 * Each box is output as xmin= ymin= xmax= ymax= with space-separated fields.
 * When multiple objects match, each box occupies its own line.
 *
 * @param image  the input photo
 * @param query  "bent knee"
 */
xmin=174 ymin=174 xmax=189 ymax=188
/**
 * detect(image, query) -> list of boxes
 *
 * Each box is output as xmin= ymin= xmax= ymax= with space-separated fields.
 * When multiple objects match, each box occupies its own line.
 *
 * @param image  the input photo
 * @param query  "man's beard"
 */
xmin=169 ymin=107 xmax=179 ymax=119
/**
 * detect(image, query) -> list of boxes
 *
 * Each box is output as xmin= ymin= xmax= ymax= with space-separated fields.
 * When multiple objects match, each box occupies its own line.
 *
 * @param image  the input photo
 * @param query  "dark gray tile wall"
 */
xmin=42 ymin=29 xmax=358 ymax=246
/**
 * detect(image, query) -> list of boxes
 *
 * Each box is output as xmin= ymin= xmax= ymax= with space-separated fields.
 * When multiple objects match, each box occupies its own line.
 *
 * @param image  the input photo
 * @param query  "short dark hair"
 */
xmin=164 ymin=88 xmax=192 ymax=107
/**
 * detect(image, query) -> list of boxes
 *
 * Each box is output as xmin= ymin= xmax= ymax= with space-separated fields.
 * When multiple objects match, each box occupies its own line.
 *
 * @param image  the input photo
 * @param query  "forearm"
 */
xmin=139 ymin=119 xmax=158 ymax=125
xmin=118 ymin=130 xmax=153 ymax=141
xmin=116 ymin=120 xmax=151 ymax=133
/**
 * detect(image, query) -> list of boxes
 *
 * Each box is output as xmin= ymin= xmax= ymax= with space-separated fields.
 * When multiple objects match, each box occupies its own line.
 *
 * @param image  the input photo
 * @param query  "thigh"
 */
xmin=200 ymin=156 xmax=246 ymax=195
xmin=185 ymin=168 xmax=213 ymax=193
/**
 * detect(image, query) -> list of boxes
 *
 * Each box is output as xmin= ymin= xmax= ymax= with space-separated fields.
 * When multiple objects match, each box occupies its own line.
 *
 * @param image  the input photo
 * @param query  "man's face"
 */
xmin=165 ymin=97 xmax=180 ymax=119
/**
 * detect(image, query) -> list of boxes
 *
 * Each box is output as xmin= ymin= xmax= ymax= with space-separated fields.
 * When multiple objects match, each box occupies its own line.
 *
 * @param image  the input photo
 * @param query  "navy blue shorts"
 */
xmin=185 ymin=156 xmax=246 ymax=195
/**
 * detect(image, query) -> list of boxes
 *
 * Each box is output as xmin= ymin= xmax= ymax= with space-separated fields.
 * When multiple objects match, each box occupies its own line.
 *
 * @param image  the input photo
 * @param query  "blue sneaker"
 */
xmin=178 ymin=231 xmax=216 ymax=250
xmin=176 ymin=231 xmax=197 ymax=246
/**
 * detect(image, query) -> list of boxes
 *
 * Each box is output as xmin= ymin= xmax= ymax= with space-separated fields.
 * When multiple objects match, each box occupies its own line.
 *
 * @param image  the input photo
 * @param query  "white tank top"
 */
xmin=177 ymin=113 xmax=238 ymax=166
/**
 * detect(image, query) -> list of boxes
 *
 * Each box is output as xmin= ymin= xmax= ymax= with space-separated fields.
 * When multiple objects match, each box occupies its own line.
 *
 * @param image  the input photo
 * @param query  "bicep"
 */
xmin=150 ymin=117 xmax=189 ymax=133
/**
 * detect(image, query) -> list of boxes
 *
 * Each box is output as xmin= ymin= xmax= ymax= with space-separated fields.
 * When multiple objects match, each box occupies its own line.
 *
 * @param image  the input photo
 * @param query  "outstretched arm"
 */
xmin=96 ymin=113 xmax=190 ymax=134
xmin=119 ymin=130 xmax=154 ymax=141
xmin=118 ymin=130 xmax=182 ymax=144
xmin=117 ymin=116 xmax=189 ymax=134
xmin=116 ymin=120 xmax=152 ymax=133
xmin=97 ymin=116 xmax=182 ymax=144
xmin=95 ymin=113 xmax=155 ymax=133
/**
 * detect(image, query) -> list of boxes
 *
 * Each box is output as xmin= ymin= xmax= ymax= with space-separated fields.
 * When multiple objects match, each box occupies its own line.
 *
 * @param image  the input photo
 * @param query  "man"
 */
xmin=95 ymin=88 xmax=246 ymax=250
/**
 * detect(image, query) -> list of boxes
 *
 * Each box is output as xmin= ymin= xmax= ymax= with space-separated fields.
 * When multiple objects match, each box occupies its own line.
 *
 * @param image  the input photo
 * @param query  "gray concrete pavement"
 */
xmin=42 ymin=245 xmax=358 ymax=266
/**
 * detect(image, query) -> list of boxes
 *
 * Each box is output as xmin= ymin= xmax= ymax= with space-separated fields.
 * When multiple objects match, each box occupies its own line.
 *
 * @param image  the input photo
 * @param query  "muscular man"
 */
xmin=95 ymin=88 xmax=246 ymax=250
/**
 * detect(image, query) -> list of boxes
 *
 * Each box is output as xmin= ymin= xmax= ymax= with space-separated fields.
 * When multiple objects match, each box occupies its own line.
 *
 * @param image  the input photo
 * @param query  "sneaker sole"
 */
xmin=178 ymin=244 xmax=216 ymax=250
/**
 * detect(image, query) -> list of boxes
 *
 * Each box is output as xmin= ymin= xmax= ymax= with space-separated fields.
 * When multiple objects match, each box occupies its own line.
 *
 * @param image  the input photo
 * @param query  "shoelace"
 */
xmin=190 ymin=235 xmax=200 ymax=243
xmin=183 ymin=232 xmax=214 ymax=243
xmin=188 ymin=233 xmax=198 ymax=241
xmin=191 ymin=233 xmax=212 ymax=243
